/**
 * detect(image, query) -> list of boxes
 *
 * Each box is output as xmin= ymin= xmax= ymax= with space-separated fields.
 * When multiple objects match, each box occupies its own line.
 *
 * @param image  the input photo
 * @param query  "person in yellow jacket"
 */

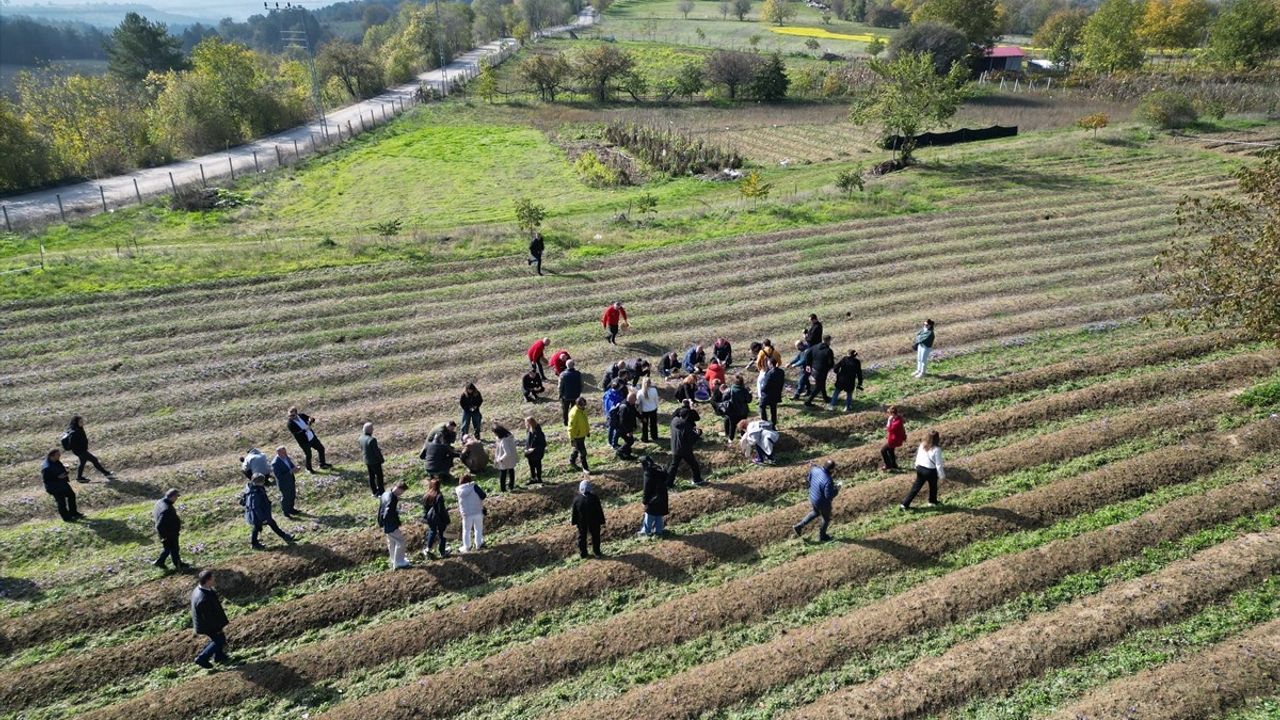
xmin=567 ymin=397 xmax=592 ymax=475
xmin=756 ymin=339 xmax=783 ymax=372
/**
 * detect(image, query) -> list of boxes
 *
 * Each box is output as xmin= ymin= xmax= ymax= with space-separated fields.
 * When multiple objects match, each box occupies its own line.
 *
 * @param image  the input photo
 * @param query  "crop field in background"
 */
xmin=2 ymin=115 xmax=1280 ymax=718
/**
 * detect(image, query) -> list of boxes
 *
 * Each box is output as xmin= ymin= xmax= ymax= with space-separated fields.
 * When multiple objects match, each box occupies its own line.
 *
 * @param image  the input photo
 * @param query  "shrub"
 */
xmin=1076 ymin=112 xmax=1109 ymax=137
xmin=835 ymin=167 xmax=864 ymax=196
xmin=514 ymin=197 xmax=547 ymax=237
xmin=740 ymin=170 xmax=772 ymax=202
xmin=370 ymin=218 xmax=403 ymax=237
xmin=1135 ymin=89 xmax=1199 ymax=129
xmin=574 ymin=151 xmax=624 ymax=187
xmin=605 ymin=123 xmax=743 ymax=175
xmin=886 ymin=20 xmax=969 ymax=74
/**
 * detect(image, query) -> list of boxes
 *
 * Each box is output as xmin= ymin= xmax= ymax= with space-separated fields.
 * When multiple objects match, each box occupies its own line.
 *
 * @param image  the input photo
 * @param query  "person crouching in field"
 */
xmin=455 ymin=474 xmax=488 ymax=552
xmin=659 ymin=351 xmax=681 ymax=379
xmin=572 ymin=479 xmax=606 ymax=558
xmin=378 ymin=481 xmax=411 ymax=569
xmin=523 ymin=368 xmax=546 ymax=403
xmin=739 ymin=418 xmax=779 ymax=465
xmin=901 ymin=430 xmax=945 ymax=510
xmin=794 ymin=460 xmax=838 ymax=542
xmin=528 ymin=337 xmax=550 ymax=379
xmin=422 ymin=477 xmax=450 ymax=559
xmin=881 ymin=406 xmax=906 ymax=472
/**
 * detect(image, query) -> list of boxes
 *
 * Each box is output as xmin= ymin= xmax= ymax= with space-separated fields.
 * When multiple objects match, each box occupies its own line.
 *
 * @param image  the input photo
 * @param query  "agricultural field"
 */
xmin=3 ymin=104 xmax=1280 ymax=720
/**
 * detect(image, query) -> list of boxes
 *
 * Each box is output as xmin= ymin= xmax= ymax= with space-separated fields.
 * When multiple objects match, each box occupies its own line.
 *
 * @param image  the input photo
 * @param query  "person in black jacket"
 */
xmin=522 ymin=369 xmax=546 ymax=403
xmin=804 ymin=335 xmax=837 ymax=406
xmin=658 ymin=351 xmax=681 ymax=379
xmin=420 ymin=434 xmax=460 ymax=484
xmin=638 ymin=455 xmax=669 ymax=537
xmin=62 ymin=416 xmax=114 ymax=482
xmin=759 ymin=360 xmax=786 ymax=426
xmin=524 ymin=416 xmax=546 ymax=484
xmin=528 ymin=231 xmax=545 ymax=275
xmin=192 ymin=570 xmax=230 ymax=668
xmin=667 ymin=401 xmax=705 ymax=487
xmin=379 ymin=481 xmax=412 ymax=569
xmin=421 ymin=477 xmax=450 ymax=559
xmin=243 ymin=474 xmax=295 ymax=549
xmin=712 ymin=338 xmax=733 ymax=369
xmin=559 ymin=359 xmax=583 ymax=426
xmin=286 ymin=407 xmax=330 ymax=472
xmin=719 ymin=375 xmax=752 ymax=443
xmin=612 ymin=392 xmax=640 ymax=460
xmin=358 ymin=423 xmax=385 ymax=496
xmin=41 ymin=449 xmax=83 ymax=522
xmin=459 ymin=383 xmax=484 ymax=438
xmin=428 ymin=421 xmax=458 ymax=446
xmin=571 ymin=479 xmax=606 ymax=558
xmin=153 ymin=488 xmax=190 ymax=570
xmin=831 ymin=349 xmax=865 ymax=412
xmin=804 ymin=314 xmax=824 ymax=347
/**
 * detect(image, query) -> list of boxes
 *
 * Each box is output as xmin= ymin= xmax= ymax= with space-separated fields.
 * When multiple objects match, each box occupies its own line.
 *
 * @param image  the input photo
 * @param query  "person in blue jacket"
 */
xmin=602 ymin=381 xmax=626 ymax=449
xmin=243 ymin=474 xmax=295 ymax=550
xmin=271 ymin=446 xmax=299 ymax=518
xmin=794 ymin=460 xmax=839 ymax=542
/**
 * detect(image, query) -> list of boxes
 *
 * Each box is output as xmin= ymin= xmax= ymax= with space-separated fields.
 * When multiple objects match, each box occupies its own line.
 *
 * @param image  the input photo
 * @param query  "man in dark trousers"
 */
xmin=41 ymin=449 xmax=83 ymax=522
xmin=62 ymin=415 xmax=114 ymax=482
xmin=804 ymin=335 xmax=836 ymax=406
xmin=612 ymin=391 xmax=640 ymax=460
xmin=272 ymin=446 xmax=300 ymax=517
xmin=420 ymin=433 xmax=460 ymax=484
xmin=153 ymin=488 xmax=190 ymax=570
xmin=667 ymin=401 xmax=705 ymax=487
xmin=571 ymin=479 xmax=606 ymax=558
xmin=559 ymin=359 xmax=583 ymax=426
xmin=528 ymin=231 xmax=545 ymax=275
xmin=359 ymin=422 xmax=385 ymax=496
xmin=804 ymin=314 xmax=824 ymax=347
xmin=794 ymin=459 xmax=839 ymax=542
xmin=601 ymin=301 xmax=628 ymax=345
xmin=191 ymin=569 xmax=230 ymax=669
xmin=243 ymin=474 xmax=295 ymax=550
xmin=831 ymin=349 xmax=865 ymax=412
xmin=286 ymin=407 xmax=330 ymax=473
xmin=527 ymin=337 xmax=550 ymax=380
xmin=760 ymin=359 xmax=786 ymax=426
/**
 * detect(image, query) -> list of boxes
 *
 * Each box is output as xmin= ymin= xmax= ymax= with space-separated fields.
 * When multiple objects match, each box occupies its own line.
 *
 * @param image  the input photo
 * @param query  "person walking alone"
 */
xmin=881 ymin=405 xmax=906 ymax=471
xmin=572 ymin=479 xmax=606 ymax=558
xmin=528 ymin=337 xmax=551 ymax=380
xmin=286 ymin=407 xmax=330 ymax=473
xmin=378 ymin=481 xmax=411 ymax=569
xmin=601 ymin=301 xmax=629 ymax=345
xmin=668 ymin=401 xmax=705 ymax=486
xmin=568 ymin=397 xmax=592 ymax=475
xmin=902 ymin=430 xmax=945 ymax=510
xmin=41 ymin=449 xmax=82 ymax=522
xmin=638 ymin=455 xmax=669 ymax=537
xmin=191 ymin=570 xmax=230 ymax=669
xmin=455 ymin=474 xmax=487 ymax=552
xmin=804 ymin=335 xmax=836 ymax=406
xmin=559 ymin=359 xmax=583 ymax=426
xmin=152 ymin=488 xmax=190 ymax=570
xmin=493 ymin=424 xmax=518 ymax=491
xmin=794 ymin=460 xmax=838 ymax=541
xmin=913 ymin=319 xmax=936 ymax=378
xmin=524 ymin=416 xmax=546 ymax=484
xmin=831 ymin=349 xmax=864 ymax=412
xmin=459 ymin=383 xmax=484 ymax=438
xmin=61 ymin=415 xmax=114 ymax=482
xmin=243 ymin=474 xmax=295 ymax=550
xmin=528 ymin=231 xmax=545 ymax=275
xmin=421 ymin=477 xmax=450 ymax=559
xmin=271 ymin=446 xmax=300 ymax=517
xmin=359 ymin=423 xmax=385 ymax=497
xmin=636 ymin=377 xmax=660 ymax=442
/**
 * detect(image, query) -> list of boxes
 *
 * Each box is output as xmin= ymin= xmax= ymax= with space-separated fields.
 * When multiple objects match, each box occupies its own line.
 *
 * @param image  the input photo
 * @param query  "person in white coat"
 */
xmin=455 ymin=474 xmax=488 ymax=552
xmin=493 ymin=424 xmax=518 ymax=492
xmin=636 ymin=377 xmax=660 ymax=442
xmin=901 ymin=430 xmax=945 ymax=509
xmin=739 ymin=418 xmax=779 ymax=465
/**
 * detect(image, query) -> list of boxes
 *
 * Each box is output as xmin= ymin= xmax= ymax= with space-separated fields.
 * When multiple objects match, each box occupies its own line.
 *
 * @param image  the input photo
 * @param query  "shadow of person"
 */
xmin=81 ymin=517 xmax=150 ymax=544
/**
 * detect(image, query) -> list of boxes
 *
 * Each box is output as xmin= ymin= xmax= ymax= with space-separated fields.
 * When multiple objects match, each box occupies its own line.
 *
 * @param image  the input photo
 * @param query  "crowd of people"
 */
xmin=36 ymin=306 xmax=947 ymax=671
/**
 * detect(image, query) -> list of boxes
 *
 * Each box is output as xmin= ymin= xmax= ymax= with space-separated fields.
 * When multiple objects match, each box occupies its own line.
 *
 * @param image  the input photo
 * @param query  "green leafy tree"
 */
xmin=1135 ymin=89 xmax=1198 ymax=128
xmin=0 ymin=98 xmax=54 ymax=192
xmin=762 ymin=0 xmax=798 ymax=24
xmin=1032 ymin=8 xmax=1089 ymax=70
xmin=475 ymin=63 xmax=498 ymax=103
xmin=673 ymin=61 xmax=706 ymax=98
xmin=17 ymin=71 xmax=152 ymax=178
xmin=1142 ymin=151 xmax=1280 ymax=342
xmin=888 ymin=20 xmax=969 ymax=74
xmin=106 ymin=11 xmax=186 ymax=85
xmin=705 ymin=48 xmax=762 ymax=99
xmin=835 ymin=166 xmax=864 ymax=196
xmin=848 ymin=50 xmax=969 ymax=163
xmin=1082 ymin=0 xmax=1146 ymax=72
xmin=912 ymin=0 xmax=1001 ymax=63
xmin=1204 ymin=0 xmax=1280 ymax=70
xmin=519 ymin=51 xmax=571 ymax=101
xmin=866 ymin=35 xmax=887 ymax=56
xmin=318 ymin=40 xmax=385 ymax=100
xmin=514 ymin=197 xmax=547 ymax=237
xmin=574 ymin=44 xmax=637 ymax=102
xmin=751 ymin=51 xmax=790 ymax=100
xmin=739 ymin=169 xmax=772 ymax=202
xmin=1138 ymin=0 xmax=1212 ymax=51
xmin=734 ymin=0 xmax=753 ymax=20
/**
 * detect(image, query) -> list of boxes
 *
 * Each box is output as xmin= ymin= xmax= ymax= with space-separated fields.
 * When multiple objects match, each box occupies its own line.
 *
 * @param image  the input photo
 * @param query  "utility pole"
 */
xmin=434 ymin=0 xmax=449 ymax=97
xmin=270 ymin=2 xmax=329 ymax=139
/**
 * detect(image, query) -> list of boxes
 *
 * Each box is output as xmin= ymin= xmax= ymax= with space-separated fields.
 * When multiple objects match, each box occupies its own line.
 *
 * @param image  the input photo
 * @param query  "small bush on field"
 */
xmin=574 ymin=151 xmax=624 ymax=187
xmin=170 ymin=187 xmax=250 ymax=212
xmin=835 ymin=167 xmax=865 ymax=195
xmin=1239 ymin=376 xmax=1280 ymax=408
xmin=514 ymin=197 xmax=547 ymax=236
xmin=740 ymin=169 xmax=772 ymax=202
xmin=1135 ymin=90 xmax=1200 ymax=129
xmin=370 ymin=218 xmax=403 ymax=237
xmin=1077 ymin=112 xmax=1109 ymax=137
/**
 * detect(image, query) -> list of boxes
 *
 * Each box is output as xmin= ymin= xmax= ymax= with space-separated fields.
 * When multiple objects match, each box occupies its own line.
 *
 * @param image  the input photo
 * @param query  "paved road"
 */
xmin=0 ymin=10 xmax=594 ymax=232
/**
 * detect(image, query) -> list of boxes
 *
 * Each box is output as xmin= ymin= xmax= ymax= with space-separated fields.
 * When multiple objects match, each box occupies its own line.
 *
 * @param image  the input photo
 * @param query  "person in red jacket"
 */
xmin=601 ymin=302 xmax=629 ymax=345
xmin=528 ymin=337 xmax=550 ymax=380
xmin=550 ymin=349 xmax=572 ymax=376
xmin=881 ymin=405 xmax=906 ymax=471
xmin=704 ymin=359 xmax=726 ymax=386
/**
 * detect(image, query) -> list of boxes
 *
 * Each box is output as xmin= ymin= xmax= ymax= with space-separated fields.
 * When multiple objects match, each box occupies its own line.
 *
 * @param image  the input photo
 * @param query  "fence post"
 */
xmin=310 ymin=133 xmax=316 ymax=152
xmin=360 ymin=114 xmax=367 ymax=132
xmin=2 ymin=205 xmax=10 ymax=233
xmin=169 ymin=171 xmax=177 ymax=195
xmin=275 ymin=145 xmax=283 ymax=166
xmin=229 ymin=156 xmax=235 ymax=180
xmin=292 ymin=139 xmax=300 ymax=159
xmin=348 ymin=120 xmax=354 ymax=137
xmin=99 ymin=186 xmax=108 ymax=212
xmin=56 ymin=194 xmax=66 ymax=222
xmin=133 ymin=178 xmax=142 ymax=203
xmin=253 ymin=150 xmax=260 ymax=173
xmin=199 ymin=163 xmax=207 ymax=188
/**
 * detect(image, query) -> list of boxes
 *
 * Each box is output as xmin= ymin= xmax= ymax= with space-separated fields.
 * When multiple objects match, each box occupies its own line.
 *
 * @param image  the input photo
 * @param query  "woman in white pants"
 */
xmin=455 ymin=474 xmax=487 ymax=552
xmin=913 ymin=319 xmax=935 ymax=378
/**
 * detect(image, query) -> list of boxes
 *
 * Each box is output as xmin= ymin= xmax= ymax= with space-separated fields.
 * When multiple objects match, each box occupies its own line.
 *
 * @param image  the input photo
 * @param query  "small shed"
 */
xmin=981 ymin=46 xmax=1026 ymax=73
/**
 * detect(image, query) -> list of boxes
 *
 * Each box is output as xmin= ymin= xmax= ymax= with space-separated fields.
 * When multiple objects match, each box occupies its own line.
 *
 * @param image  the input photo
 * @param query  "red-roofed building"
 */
xmin=981 ymin=46 xmax=1026 ymax=73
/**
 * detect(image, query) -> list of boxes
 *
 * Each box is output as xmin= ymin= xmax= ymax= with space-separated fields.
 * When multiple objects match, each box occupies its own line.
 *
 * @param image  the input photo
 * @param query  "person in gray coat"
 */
xmin=191 ymin=570 xmax=230 ymax=668
xmin=243 ymin=474 xmax=295 ymax=550
xmin=359 ymin=423 xmax=385 ymax=496
xmin=153 ymin=488 xmax=190 ymax=570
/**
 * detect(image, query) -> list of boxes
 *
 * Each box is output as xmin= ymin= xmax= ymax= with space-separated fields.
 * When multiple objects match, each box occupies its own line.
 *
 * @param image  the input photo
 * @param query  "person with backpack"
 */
xmin=831 ymin=349 xmax=864 ymax=412
xmin=41 ymin=449 xmax=82 ymax=522
xmin=240 ymin=447 xmax=271 ymax=481
xmin=524 ymin=416 xmax=546 ymax=484
xmin=881 ymin=405 xmax=906 ymax=471
xmin=603 ymin=381 xmax=626 ymax=449
xmin=601 ymin=301 xmax=629 ymax=345
xmin=421 ymin=477 xmax=450 ymax=559
xmin=455 ymin=474 xmax=487 ymax=552
xmin=739 ymin=418 xmax=779 ymax=464
xmin=568 ymin=397 xmax=592 ymax=475
xmin=719 ymin=375 xmax=752 ymax=443
xmin=420 ymin=432 xmax=460 ymax=484
xmin=759 ymin=359 xmax=786 ymax=426
xmin=638 ymin=455 xmax=669 ymax=537
xmin=522 ymin=368 xmax=546 ymax=403
xmin=559 ymin=359 xmax=583 ymax=426
xmin=613 ymin=392 xmax=640 ymax=460
xmin=243 ymin=474 xmax=295 ymax=550
xmin=658 ymin=351 xmax=681 ymax=379
xmin=528 ymin=231 xmax=545 ymax=276
xmin=636 ymin=377 xmax=660 ymax=442
xmin=668 ymin=401 xmax=705 ymax=486
xmin=493 ymin=424 xmax=518 ymax=492
xmin=286 ymin=407 xmax=330 ymax=473
xmin=804 ymin=335 xmax=836 ymax=406
xmin=528 ymin=337 xmax=551 ymax=380
xmin=712 ymin=337 xmax=733 ymax=369
xmin=683 ymin=344 xmax=706 ymax=374
xmin=152 ymin=488 xmax=190 ymax=570
xmin=572 ymin=479 xmax=607 ymax=558
xmin=191 ymin=570 xmax=230 ymax=669
xmin=913 ymin=319 xmax=936 ymax=378
xmin=804 ymin=314 xmax=824 ymax=347
xmin=358 ymin=423 xmax=384 ymax=497
xmin=755 ymin=339 xmax=782 ymax=373
xmin=459 ymin=383 xmax=484 ymax=439
xmin=794 ymin=460 xmax=838 ymax=541
xmin=378 ymin=481 xmax=411 ymax=569
xmin=61 ymin=416 xmax=114 ymax=482
xmin=271 ymin=446 xmax=300 ymax=517
xmin=902 ymin=430 xmax=945 ymax=510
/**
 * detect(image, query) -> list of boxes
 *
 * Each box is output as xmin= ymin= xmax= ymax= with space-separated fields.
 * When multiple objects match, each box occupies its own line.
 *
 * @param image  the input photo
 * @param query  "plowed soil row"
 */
xmin=553 ymin=473 xmax=1280 ymax=720
xmin=311 ymin=421 xmax=1280 ymax=720
xmin=73 ymin=413 xmax=1278 ymax=720
xmin=1049 ymin=616 xmax=1280 ymax=720
xmin=2 ymin=342 xmax=1259 ymax=665
xmin=784 ymin=527 xmax=1280 ymax=720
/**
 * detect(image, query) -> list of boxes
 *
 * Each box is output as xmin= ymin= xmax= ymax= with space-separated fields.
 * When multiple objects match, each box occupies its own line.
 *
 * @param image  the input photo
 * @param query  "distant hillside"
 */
xmin=3 ymin=2 xmax=235 ymax=27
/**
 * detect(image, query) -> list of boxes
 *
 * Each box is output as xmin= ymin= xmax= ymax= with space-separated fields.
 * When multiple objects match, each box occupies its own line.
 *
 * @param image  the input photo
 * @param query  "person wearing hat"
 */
xmin=153 ymin=488 xmax=190 ymax=570
xmin=601 ymin=301 xmax=629 ymax=345
xmin=571 ymin=478 xmax=606 ymax=558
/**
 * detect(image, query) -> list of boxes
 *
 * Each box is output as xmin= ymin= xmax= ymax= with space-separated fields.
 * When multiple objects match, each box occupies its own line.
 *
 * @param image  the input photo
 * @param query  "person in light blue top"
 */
xmin=794 ymin=460 xmax=839 ymax=542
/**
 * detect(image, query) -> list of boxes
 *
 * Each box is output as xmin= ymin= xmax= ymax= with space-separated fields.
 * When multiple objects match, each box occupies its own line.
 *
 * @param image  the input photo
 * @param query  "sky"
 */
xmin=0 ymin=0 xmax=312 ymax=24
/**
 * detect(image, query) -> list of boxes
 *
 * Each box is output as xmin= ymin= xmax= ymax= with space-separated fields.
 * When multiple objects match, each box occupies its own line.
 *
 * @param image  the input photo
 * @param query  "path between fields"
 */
xmin=0 ymin=10 xmax=595 ymax=231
